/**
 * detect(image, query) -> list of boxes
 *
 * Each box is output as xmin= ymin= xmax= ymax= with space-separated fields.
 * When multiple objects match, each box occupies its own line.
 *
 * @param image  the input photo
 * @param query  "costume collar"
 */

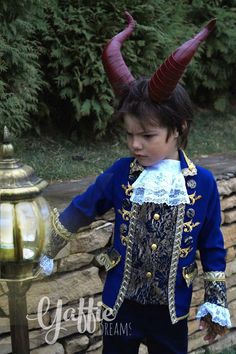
xmin=129 ymin=149 xmax=197 ymax=178
xmin=179 ymin=149 xmax=197 ymax=177
xmin=129 ymin=159 xmax=144 ymax=175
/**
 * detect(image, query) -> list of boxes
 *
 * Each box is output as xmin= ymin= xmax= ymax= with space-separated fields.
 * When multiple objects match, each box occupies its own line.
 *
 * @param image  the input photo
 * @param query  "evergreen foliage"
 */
xmin=36 ymin=0 xmax=195 ymax=137
xmin=0 ymin=1 xmax=236 ymax=137
xmin=0 ymin=0 xmax=44 ymax=134
xmin=185 ymin=0 xmax=236 ymax=112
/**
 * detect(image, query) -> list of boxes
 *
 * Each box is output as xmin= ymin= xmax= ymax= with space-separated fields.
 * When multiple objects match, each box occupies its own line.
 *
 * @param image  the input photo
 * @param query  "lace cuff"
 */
xmin=196 ymin=302 xmax=231 ymax=328
xmin=39 ymin=255 xmax=54 ymax=275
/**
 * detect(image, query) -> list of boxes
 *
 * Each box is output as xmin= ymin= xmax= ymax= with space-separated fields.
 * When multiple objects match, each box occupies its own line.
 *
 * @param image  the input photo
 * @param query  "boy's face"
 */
xmin=124 ymin=114 xmax=179 ymax=167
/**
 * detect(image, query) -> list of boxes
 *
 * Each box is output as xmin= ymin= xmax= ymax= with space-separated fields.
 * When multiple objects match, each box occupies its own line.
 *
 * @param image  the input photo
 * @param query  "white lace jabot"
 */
xmin=130 ymin=159 xmax=190 ymax=206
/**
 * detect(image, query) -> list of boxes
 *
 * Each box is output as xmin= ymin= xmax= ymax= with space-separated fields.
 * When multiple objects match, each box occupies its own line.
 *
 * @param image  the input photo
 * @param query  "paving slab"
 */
xmin=194 ymin=152 xmax=236 ymax=180
xmin=43 ymin=176 xmax=95 ymax=210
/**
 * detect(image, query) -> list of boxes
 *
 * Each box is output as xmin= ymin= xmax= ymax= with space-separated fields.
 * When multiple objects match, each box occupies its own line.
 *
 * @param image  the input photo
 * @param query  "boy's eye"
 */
xmin=143 ymin=134 xmax=155 ymax=139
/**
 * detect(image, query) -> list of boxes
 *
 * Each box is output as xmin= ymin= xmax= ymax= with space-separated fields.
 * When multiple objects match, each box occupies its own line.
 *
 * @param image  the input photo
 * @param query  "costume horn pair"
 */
xmin=102 ymin=11 xmax=216 ymax=102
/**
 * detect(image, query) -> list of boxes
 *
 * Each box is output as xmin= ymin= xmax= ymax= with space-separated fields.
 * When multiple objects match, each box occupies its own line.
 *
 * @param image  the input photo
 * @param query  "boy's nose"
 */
xmin=131 ymin=137 xmax=142 ymax=150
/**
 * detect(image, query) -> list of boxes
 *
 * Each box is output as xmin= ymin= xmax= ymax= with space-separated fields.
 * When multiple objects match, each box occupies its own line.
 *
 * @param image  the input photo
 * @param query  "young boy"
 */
xmin=41 ymin=13 xmax=231 ymax=354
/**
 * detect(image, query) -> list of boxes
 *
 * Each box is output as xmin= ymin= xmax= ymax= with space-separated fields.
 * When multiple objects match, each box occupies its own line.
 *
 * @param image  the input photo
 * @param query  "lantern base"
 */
xmin=0 ymin=262 xmax=39 ymax=282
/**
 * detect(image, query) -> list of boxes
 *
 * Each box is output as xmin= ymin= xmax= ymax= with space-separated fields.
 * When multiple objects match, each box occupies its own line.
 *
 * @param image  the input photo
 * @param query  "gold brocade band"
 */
xmin=51 ymin=208 xmax=78 ymax=241
xmin=203 ymin=271 xmax=225 ymax=282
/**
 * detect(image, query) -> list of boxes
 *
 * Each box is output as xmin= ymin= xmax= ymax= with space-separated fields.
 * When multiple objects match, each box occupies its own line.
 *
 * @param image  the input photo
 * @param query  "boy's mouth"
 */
xmin=134 ymin=154 xmax=147 ymax=158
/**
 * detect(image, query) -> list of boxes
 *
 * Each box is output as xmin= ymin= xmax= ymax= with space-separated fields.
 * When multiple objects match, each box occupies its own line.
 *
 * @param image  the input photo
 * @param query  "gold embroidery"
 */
xmin=168 ymin=204 xmax=186 ymax=324
xmin=181 ymin=150 xmax=197 ymax=176
xmin=188 ymin=192 xmax=202 ymax=205
xmin=118 ymin=208 xmax=131 ymax=221
xmin=113 ymin=203 xmax=140 ymax=317
xmin=121 ymin=182 xmax=133 ymax=196
xmin=121 ymin=236 xmax=128 ymax=246
xmin=183 ymin=219 xmax=200 ymax=233
xmin=130 ymin=159 xmax=144 ymax=175
xmin=51 ymin=208 xmax=77 ymax=240
xmin=180 ymin=246 xmax=193 ymax=258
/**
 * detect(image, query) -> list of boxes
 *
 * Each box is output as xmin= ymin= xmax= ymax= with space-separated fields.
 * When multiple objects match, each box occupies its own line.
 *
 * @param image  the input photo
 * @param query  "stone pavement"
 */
xmin=43 ymin=176 xmax=95 ymax=210
xmin=43 ymin=152 xmax=236 ymax=209
xmin=194 ymin=151 xmax=236 ymax=180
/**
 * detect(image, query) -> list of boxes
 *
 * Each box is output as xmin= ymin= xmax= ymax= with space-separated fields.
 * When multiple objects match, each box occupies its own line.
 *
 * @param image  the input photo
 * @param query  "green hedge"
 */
xmin=0 ymin=0 xmax=44 ymax=134
xmin=0 ymin=0 xmax=236 ymax=137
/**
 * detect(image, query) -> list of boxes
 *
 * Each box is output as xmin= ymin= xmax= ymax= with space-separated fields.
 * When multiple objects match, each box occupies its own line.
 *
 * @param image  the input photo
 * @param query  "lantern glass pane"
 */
xmin=35 ymin=196 xmax=51 ymax=247
xmin=16 ymin=202 xmax=38 ymax=242
xmin=0 ymin=203 xmax=14 ymax=249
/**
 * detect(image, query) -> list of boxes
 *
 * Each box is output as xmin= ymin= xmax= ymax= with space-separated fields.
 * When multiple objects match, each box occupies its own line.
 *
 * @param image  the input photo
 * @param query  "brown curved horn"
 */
xmin=102 ymin=11 xmax=136 ymax=96
xmin=148 ymin=19 xmax=216 ymax=103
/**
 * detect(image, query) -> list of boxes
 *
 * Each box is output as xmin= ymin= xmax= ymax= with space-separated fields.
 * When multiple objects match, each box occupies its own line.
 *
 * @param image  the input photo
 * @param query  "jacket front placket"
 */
xmin=112 ymin=159 xmax=144 ymax=316
xmin=168 ymin=150 xmax=199 ymax=323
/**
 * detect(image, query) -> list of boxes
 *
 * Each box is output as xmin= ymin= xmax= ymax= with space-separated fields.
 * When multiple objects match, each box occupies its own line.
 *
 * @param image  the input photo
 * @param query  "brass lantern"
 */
xmin=0 ymin=127 xmax=52 ymax=354
xmin=0 ymin=127 xmax=51 ymax=280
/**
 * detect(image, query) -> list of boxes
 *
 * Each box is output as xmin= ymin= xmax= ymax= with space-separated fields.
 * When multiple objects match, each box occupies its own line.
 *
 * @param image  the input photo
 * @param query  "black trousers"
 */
xmin=102 ymin=300 xmax=188 ymax=354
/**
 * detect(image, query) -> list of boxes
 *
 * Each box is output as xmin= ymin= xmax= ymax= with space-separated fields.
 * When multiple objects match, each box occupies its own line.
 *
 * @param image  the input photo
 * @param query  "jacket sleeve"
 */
xmin=197 ymin=174 xmax=226 ymax=274
xmin=59 ymin=160 xmax=119 ymax=232
xmin=44 ymin=159 xmax=121 ymax=258
xmin=196 ymin=173 xmax=231 ymax=327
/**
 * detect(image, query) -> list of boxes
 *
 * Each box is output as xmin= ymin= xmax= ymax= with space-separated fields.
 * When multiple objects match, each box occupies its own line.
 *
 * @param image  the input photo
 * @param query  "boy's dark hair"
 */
xmin=116 ymin=78 xmax=193 ymax=149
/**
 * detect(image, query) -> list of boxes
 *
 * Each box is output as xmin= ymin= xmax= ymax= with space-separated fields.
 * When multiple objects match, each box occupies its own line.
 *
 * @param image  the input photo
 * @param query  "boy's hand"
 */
xmin=199 ymin=314 xmax=228 ymax=343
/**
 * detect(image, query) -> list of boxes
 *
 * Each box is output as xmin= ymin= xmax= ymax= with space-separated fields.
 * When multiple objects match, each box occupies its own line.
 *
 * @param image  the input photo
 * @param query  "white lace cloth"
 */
xmin=196 ymin=302 xmax=231 ymax=328
xmin=130 ymin=159 xmax=190 ymax=206
xmin=39 ymin=254 xmax=54 ymax=276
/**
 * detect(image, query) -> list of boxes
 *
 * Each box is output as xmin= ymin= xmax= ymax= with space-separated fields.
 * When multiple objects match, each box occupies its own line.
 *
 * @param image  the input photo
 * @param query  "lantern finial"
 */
xmin=3 ymin=126 xmax=10 ymax=142
xmin=1 ymin=126 xmax=14 ymax=158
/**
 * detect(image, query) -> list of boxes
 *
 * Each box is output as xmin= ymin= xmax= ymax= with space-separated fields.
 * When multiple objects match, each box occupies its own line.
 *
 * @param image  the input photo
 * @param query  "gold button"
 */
xmin=146 ymin=272 xmax=152 ymax=278
xmin=153 ymin=213 xmax=160 ymax=221
xmin=151 ymin=243 xmax=157 ymax=251
xmin=111 ymin=260 xmax=116 ymax=265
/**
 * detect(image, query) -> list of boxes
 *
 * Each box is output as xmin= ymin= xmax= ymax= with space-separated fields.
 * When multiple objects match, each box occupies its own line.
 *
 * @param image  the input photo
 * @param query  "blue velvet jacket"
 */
xmin=59 ymin=150 xmax=227 ymax=324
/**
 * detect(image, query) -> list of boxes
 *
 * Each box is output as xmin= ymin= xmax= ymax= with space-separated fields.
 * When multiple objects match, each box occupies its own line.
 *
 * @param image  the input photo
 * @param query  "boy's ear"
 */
xmin=174 ymin=128 xmax=179 ymax=138
xmin=181 ymin=121 xmax=188 ymax=133
xmin=178 ymin=121 xmax=188 ymax=137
